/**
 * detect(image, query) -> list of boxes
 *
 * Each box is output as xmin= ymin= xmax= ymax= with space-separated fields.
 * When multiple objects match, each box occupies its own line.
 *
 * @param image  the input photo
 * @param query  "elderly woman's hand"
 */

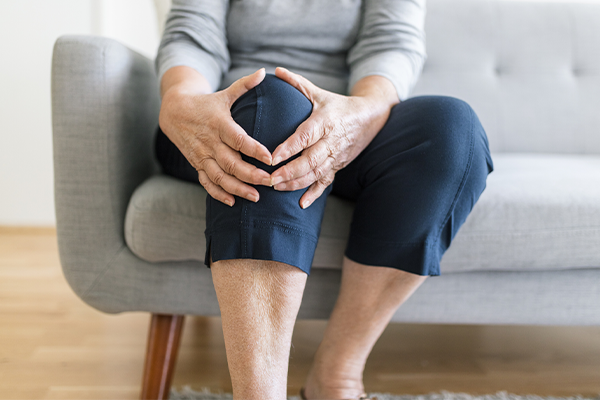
xmin=269 ymin=67 xmax=400 ymax=209
xmin=159 ymin=68 xmax=273 ymax=207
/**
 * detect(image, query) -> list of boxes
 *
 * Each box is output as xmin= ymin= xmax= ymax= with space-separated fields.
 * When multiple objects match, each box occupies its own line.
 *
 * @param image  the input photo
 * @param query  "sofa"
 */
xmin=51 ymin=0 xmax=600 ymax=398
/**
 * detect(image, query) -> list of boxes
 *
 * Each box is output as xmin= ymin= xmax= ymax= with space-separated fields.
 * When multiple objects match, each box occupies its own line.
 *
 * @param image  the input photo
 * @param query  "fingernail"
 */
xmin=271 ymin=175 xmax=284 ymax=186
xmin=262 ymin=156 xmax=271 ymax=165
xmin=249 ymin=194 xmax=259 ymax=203
xmin=272 ymin=156 xmax=285 ymax=165
xmin=261 ymin=177 xmax=272 ymax=186
xmin=226 ymin=200 xmax=234 ymax=207
xmin=301 ymin=200 xmax=310 ymax=209
xmin=274 ymin=183 xmax=286 ymax=190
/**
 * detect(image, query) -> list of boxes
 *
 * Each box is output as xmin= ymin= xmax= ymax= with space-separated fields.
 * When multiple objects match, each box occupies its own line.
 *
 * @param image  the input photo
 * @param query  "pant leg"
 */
xmin=154 ymin=74 xmax=333 ymax=275
xmin=331 ymin=95 xmax=494 ymax=276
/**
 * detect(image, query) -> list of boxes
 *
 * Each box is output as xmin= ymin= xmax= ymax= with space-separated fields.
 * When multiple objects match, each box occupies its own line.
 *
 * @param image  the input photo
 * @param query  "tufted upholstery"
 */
xmin=411 ymin=0 xmax=600 ymax=154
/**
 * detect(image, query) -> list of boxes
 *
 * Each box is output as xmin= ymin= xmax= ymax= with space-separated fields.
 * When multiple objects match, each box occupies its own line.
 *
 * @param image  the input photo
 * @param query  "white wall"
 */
xmin=0 ymin=0 xmax=160 ymax=226
xmin=95 ymin=0 xmax=161 ymax=58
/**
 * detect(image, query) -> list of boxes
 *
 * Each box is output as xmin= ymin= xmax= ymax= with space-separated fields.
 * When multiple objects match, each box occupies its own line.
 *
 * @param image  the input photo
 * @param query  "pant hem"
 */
xmin=344 ymin=233 xmax=441 ymax=276
xmin=204 ymin=223 xmax=318 ymax=275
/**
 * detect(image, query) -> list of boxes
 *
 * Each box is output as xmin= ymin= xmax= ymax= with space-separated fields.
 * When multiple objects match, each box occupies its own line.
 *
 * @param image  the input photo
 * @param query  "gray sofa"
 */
xmin=52 ymin=0 xmax=600 ymax=398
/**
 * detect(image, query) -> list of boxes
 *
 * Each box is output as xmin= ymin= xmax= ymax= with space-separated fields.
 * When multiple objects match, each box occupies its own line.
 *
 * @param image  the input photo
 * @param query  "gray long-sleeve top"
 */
xmin=156 ymin=0 xmax=427 ymax=100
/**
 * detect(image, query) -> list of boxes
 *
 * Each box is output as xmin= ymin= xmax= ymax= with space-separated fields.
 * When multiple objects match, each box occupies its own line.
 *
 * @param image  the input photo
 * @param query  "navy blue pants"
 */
xmin=155 ymin=74 xmax=494 ymax=276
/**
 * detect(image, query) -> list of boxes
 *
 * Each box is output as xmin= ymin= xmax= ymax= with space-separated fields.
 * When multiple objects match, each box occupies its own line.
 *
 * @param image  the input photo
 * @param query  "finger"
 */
xmin=223 ymin=68 xmax=266 ymax=107
xmin=198 ymin=170 xmax=235 ymax=207
xmin=273 ymin=156 xmax=334 ymax=191
xmin=220 ymin=118 xmax=272 ymax=166
xmin=274 ymin=66 xmax=318 ymax=102
xmin=214 ymin=143 xmax=272 ymax=186
xmin=203 ymin=158 xmax=260 ymax=203
xmin=271 ymin=139 xmax=329 ymax=185
xmin=299 ymin=171 xmax=336 ymax=209
xmin=271 ymin=116 xmax=322 ymax=166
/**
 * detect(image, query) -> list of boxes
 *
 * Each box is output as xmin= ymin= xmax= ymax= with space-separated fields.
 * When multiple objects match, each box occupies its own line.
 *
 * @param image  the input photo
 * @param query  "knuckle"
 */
xmin=223 ymin=157 xmax=237 ymax=175
xmin=233 ymin=133 xmax=246 ymax=152
xmin=197 ymin=156 xmax=211 ymax=171
xmin=212 ymin=171 xmax=225 ymax=186
xmin=189 ymin=140 xmax=209 ymax=160
xmin=322 ymin=173 xmax=335 ymax=186
xmin=280 ymin=166 xmax=294 ymax=180
xmin=198 ymin=174 xmax=209 ymax=188
xmin=323 ymin=121 xmax=336 ymax=137
xmin=326 ymin=154 xmax=338 ymax=170
xmin=298 ymin=130 xmax=312 ymax=147
xmin=184 ymin=142 xmax=200 ymax=162
xmin=324 ymin=143 xmax=341 ymax=168
xmin=192 ymin=156 xmax=205 ymax=172
xmin=313 ymin=164 xmax=326 ymax=180
xmin=289 ymin=179 xmax=302 ymax=190
xmin=324 ymin=140 xmax=336 ymax=157
xmin=307 ymin=152 xmax=320 ymax=170
xmin=341 ymin=131 xmax=353 ymax=148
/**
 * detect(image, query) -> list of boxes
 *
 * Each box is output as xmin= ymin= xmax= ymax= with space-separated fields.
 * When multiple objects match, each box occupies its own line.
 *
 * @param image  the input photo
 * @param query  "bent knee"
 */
xmin=411 ymin=96 xmax=488 ymax=172
xmin=388 ymin=96 xmax=491 ymax=190
xmin=231 ymin=74 xmax=313 ymax=156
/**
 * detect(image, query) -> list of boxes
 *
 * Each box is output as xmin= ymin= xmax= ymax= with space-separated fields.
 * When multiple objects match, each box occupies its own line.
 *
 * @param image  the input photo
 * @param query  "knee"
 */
xmin=230 ymin=74 xmax=313 ymax=155
xmin=409 ymin=96 xmax=492 ymax=182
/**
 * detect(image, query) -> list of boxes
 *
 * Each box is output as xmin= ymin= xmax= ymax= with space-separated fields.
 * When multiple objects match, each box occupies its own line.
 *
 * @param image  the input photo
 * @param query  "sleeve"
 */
xmin=347 ymin=0 xmax=427 ymax=101
xmin=155 ymin=0 xmax=230 ymax=92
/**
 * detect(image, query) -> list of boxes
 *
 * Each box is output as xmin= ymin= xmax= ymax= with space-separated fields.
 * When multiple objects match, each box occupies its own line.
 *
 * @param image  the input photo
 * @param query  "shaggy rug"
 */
xmin=169 ymin=386 xmax=600 ymax=400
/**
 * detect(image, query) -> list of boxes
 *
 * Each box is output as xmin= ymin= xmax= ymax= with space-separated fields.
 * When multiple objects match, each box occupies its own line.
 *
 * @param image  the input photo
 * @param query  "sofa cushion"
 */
xmin=125 ymin=153 xmax=600 ymax=274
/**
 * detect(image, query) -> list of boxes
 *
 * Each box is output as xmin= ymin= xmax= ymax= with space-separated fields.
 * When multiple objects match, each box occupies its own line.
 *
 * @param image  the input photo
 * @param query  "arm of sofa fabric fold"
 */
xmin=51 ymin=35 xmax=161 ymax=308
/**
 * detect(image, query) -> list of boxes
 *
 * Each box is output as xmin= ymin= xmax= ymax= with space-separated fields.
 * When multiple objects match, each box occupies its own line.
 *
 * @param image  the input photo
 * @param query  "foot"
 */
xmin=301 ymin=367 xmax=366 ymax=400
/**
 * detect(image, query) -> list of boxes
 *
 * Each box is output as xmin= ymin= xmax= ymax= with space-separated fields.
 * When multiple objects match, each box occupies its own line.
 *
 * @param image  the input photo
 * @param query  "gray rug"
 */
xmin=170 ymin=386 xmax=600 ymax=400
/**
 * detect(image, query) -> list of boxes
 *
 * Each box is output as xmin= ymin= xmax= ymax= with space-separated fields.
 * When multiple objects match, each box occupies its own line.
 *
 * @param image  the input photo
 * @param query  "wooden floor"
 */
xmin=1 ymin=227 xmax=600 ymax=400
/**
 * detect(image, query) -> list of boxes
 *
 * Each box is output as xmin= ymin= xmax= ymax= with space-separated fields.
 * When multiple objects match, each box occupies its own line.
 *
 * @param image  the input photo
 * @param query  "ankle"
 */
xmin=311 ymin=349 xmax=366 ymax=380
xmin=303 ymin=364 xmax=364 ymax=400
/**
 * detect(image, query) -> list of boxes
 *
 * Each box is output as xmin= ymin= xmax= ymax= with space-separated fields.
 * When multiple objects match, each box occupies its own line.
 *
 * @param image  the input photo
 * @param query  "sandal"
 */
xmin=299 ymin=386 xmax=377 ymax=400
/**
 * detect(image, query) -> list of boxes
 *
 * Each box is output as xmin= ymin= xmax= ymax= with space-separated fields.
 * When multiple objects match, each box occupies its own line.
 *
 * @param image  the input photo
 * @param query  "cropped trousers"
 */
xmin=155 ymin=74 xmax=494 ymax=276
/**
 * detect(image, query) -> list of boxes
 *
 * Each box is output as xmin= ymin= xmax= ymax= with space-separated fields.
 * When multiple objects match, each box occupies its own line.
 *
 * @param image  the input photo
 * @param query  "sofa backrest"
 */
xmin=411 ymin=0 xmax=600 ymax=154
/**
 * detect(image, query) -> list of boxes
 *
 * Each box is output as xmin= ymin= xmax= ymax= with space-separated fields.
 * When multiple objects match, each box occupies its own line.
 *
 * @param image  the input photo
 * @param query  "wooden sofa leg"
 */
xmin=140 ymin=314 xmax=185 ymax=400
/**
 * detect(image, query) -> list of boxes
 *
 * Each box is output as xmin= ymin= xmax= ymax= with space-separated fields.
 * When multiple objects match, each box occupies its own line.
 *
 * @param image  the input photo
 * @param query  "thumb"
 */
xmin=274 ymin=66 xmax=318 ymax=103
xmin=223 ymin=68 xmax=266 ymax=106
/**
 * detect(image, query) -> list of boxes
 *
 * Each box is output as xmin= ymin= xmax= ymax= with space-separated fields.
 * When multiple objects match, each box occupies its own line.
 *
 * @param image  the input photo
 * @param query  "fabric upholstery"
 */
xmin=52 ymin=35 xmax=161 ymax=308
xmin=410 ymin=0 xmax=600 ymax=155
xmin=125 ymin=154 xmax=600 ymax=274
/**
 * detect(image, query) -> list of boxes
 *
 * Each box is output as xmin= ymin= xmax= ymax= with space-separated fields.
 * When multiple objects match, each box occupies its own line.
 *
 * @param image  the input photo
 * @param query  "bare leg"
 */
xmin=303 ymin=256 xmax=428 ymax=399
xmin=211 ymin=258 xmax=307 ymax=400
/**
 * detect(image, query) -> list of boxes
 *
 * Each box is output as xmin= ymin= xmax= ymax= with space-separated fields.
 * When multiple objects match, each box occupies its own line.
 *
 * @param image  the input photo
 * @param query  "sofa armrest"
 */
xmin=51 ymin=35 xmax=160 ymax=302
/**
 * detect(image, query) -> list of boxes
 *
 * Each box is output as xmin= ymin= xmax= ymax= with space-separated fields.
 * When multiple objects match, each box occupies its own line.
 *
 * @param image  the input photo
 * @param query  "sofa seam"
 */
xmin=81 ymin=244 xmax=127 ymax=298
xmin=129 ymin=203 xmax=206 ymax=220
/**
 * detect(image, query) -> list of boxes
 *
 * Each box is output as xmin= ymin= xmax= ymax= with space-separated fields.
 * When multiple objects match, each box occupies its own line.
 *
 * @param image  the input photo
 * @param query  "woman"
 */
xmin=155 ymin=0 xmax=494 ymax=399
